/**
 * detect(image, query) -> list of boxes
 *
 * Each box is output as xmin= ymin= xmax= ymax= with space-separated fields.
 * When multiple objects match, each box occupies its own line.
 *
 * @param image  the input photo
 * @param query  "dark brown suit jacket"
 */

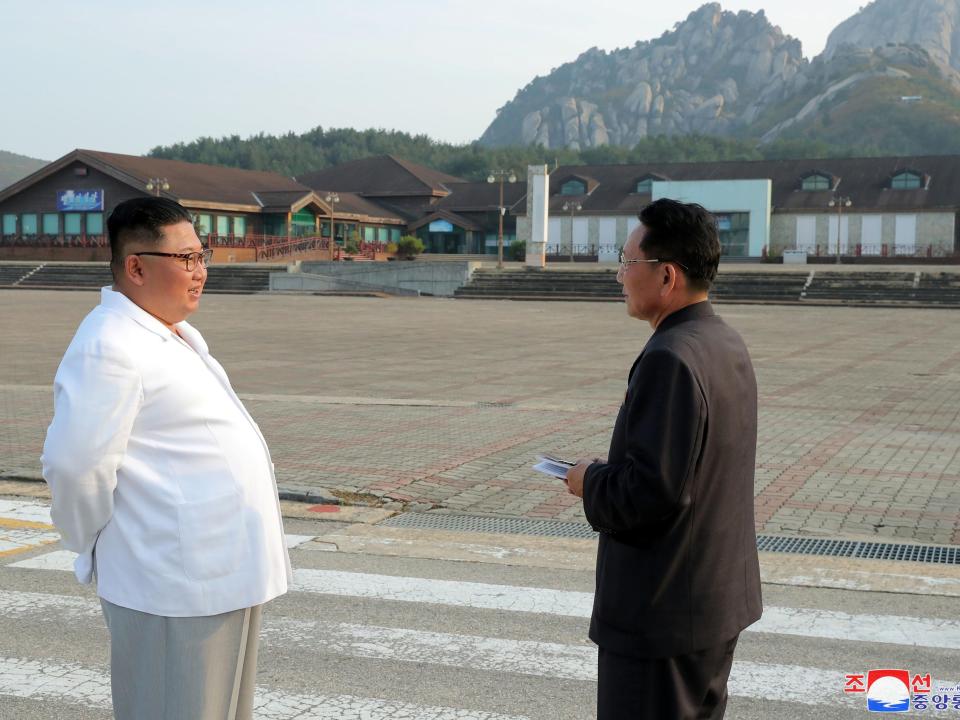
xmin=583 ymin=300 xmax=762 ymax=659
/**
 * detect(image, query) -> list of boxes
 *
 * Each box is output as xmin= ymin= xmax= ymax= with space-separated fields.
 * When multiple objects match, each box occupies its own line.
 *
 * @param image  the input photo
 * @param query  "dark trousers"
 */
xmin=597 ymin=636 xmax=739 ymax=720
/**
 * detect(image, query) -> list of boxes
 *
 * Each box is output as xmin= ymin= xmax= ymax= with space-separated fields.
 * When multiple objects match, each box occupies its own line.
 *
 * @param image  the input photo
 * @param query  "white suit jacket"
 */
xmin=42 ymin=287 xmax=291 ymax=617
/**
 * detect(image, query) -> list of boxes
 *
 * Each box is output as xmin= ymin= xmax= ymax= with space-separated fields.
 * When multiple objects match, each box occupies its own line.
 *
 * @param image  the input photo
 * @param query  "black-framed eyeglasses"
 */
xmin=132 ymin=248 xmax=213 ymax=271
xmin=618 ymin=251 xmax=689 ymax=273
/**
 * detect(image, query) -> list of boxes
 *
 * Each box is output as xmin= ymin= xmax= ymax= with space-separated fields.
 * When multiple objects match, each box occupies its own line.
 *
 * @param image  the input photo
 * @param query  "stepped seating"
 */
xmin=17 ymin=264 xmax=112 ymax=288
xmin=0 ymin=262 xmax=273 ymax=293
xmin=0 ymin=264 xmax=38 ymax=285
xmin=203 ymin=266 xmax=273 ymax=293
xmin=914 ymin=272 xmax=960 ymax=305
xmin=455 ymin=269 xmax=810 ymax=302
xmin=802 ymin=272 xmax=918 ymax=303
xmin=454 ymin=269 xmax=622 ymax=300
xmin=711 ymin=273 xmax=807 ymax=302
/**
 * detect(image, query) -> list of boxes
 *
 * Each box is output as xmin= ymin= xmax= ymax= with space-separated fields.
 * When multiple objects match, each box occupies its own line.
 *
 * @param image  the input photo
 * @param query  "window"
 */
xmin=86 ymin=213 xmax=103 ymax=235
xmin=560 ymin=179 xmax=586 ymax=195
xmin=635 ymin=178 xmax=653 ymax=194
xmin=2 ymin=214 xmax=16 ymax=235
xmin=21 ymin=214 xmax=37 ymax=236
xmin=376 ymin=227 xmax=388 ymax=243
xmin=390 ymin=227 xmax=401 ymax=243
xmin=64 ymin=214 xmax=82 ymax=235
xmin=801 ymin=174 xmax=831 ymax=191
xmin=233 ymin=217 xmax=246 ymax=237
xmin=195 ymin=214 xmax=212 ymax=236
xmin=364 ymin=226 xmax=375 ymax=242
xmin=42 ymin=213 xmax=59 ymax=235
xmin=216 ymin=215 xmax=230 ymax=236
xmin=891 ymin=172 xmax=923 ymax=190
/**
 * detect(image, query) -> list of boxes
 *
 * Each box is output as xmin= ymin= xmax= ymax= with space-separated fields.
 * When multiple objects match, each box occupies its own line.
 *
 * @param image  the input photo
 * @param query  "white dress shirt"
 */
xmin=42 ymin=287 xmax=291 ymax=617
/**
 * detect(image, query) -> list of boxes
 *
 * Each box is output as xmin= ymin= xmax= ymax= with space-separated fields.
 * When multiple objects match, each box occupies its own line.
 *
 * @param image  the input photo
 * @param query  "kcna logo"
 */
xmin=844 ymin=669 xmax=960 ymax=713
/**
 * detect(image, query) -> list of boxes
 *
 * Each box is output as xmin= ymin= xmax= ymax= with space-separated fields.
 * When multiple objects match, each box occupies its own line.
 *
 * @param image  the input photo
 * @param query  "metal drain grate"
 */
xmin=381 ymin=512 xmax=597 ymax=539
xmin=380 ymin=513 xmax=959 ymax=564
xmin=756 ymin=535 xmax=959 ymax=565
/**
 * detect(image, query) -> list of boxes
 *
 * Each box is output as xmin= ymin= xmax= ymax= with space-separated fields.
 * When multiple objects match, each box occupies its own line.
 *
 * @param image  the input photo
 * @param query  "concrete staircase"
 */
xmin=455 ymin=269 xmax=811 ymax=303
xmin=801 ymin=272 xmax=960 ymax=305
xmin=0 ymin=262 xmax=273 ymax=294
xmin=455 ymin=268 xmax=960 ymax=306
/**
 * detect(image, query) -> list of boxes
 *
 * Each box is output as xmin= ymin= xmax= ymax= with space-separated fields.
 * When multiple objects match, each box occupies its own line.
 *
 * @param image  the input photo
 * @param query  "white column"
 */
xmin=525 ymin=165 xmax=549 ymax=268
xmin=598 ymin=218 xmax=618 ymax=261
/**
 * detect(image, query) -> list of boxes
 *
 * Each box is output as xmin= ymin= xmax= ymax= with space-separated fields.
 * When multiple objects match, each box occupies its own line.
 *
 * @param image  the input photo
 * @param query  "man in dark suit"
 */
xmin=565 ymin=198 xmax=762 ymax=719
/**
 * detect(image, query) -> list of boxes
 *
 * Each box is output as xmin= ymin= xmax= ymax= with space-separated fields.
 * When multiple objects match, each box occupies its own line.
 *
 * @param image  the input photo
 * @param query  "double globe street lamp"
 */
xmin=562 ymin=201 xmax=582 ymax=263
xmin=828 ymin=194 xmax=852 ymax=263
xmin=487 ymin=169 xmax=516 ymax=269
xmin=145 ymin=178 xmax=169 ymax=196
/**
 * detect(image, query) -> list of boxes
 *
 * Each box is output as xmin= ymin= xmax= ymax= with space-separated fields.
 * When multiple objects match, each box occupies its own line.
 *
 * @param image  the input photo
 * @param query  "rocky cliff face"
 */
xmin=480 ymin=0 xmax=960 ymax=149
xmin=823 ymin=0 xmax=960 ymax=76
xmin=480 ymin=3 xmax=805 ymax=149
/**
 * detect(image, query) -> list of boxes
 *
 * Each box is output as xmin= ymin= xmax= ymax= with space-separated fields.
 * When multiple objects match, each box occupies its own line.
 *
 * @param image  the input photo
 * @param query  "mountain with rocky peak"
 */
xmin=480 ymin=4 xmax=804 ymax=149
xmin=479 ymin=0 xmax=960 ymax=153
xmin=824 ymin=0 xmax=960 ymax=77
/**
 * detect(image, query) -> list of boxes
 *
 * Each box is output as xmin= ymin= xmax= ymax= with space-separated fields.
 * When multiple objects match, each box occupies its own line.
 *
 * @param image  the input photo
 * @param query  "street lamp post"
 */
xmin=487 ymin=169 xmax=516 ymax=269
xmin=828 ymin=194 xmax=852 ymax=263
xmin=145 ymin=177 xmax=169 ymax=197
xmin=325 ymin=193 xmax=340 ymax=258
xmin=562 ymin=201 xmax=582 ymax=263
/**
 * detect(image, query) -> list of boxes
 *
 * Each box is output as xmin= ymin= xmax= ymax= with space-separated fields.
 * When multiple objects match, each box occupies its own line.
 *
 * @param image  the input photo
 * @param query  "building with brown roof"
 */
xmin=0 ymin=150 xmax=406 ymax=262
xmin=520 ymin=156 xmax=960 ymax=260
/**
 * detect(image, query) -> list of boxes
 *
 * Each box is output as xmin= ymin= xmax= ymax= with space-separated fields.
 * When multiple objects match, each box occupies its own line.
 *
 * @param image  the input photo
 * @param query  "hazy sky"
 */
xmin=1 ymin=0 xmax=867 ymax=161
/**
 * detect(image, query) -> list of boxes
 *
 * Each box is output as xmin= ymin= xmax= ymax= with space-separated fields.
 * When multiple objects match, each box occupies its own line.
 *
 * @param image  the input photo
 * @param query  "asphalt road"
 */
xmin=1 ymin=494 xmax=958 ymax=719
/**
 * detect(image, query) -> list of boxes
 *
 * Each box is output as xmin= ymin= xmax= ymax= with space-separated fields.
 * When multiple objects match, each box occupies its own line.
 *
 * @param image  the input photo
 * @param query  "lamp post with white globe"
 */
xmin=487 ymin=169 xmax=516 ymax=269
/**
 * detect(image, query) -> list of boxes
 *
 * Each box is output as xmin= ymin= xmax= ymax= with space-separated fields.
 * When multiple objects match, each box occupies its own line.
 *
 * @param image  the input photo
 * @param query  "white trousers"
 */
xmin=100 ymin=599 xmax=263 ymax=720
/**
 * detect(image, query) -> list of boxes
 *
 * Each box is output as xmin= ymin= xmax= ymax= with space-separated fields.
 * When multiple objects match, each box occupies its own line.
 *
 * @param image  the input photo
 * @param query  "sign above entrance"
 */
xmin=57 ymin=190 xmax=104 ymax=212
xmin=428 ymin=219 xmax=454 ymax=233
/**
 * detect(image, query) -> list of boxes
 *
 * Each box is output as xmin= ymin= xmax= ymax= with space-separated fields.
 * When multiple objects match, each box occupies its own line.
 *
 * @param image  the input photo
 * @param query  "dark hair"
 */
xmin=108 ymin=197 xmax=193 ymax=279
xmin=638 ymin=198 xmax=721 ymax=292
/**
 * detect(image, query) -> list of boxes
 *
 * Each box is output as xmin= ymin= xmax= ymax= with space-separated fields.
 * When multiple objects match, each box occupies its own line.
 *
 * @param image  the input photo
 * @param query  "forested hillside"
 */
xmin=149 ymin=127 xmax=854 ymax=181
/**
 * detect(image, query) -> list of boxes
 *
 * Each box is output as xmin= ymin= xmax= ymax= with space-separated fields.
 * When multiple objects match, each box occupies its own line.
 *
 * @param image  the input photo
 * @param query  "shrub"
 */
xmin=396 ymin=235 xmax=424 ymax=259
xmin=508 ymin=238 xmax=526 ymax=261
xmin=344 ymin=232 xmax=361 ymax=254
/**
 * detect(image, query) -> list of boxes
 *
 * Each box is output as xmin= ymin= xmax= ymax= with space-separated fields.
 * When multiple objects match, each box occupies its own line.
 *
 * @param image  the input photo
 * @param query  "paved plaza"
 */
xmin=2 ymin=289 xmax=959 ymax=544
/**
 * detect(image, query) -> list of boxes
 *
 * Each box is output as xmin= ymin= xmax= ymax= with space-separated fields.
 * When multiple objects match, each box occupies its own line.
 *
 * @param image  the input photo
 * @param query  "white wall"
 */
xmin=598 ymin=218 xmax=618 ymax=261
xmin=895 ymin=214 xmax=917 ymax=255
xmin=652 ymin=179 xmax=772 ymax=257
xmin=796 ymin=216 xmax=816 ymax=252
xmin=861 ymin=216 xmax=882 ymax=254
xmin=827 ymin=215 xmax=850 ymax=254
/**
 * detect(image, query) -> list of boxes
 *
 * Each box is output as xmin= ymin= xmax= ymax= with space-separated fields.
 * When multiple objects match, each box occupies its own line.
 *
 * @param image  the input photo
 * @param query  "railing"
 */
xmin=254 ymin=236 xmax=331 ymax=262
xmin=543 ymin=244 xmax=599 ymax=261
xmin=0 ymin=234 xmax=108 ymax=247
xmin=794 ymin=244 xmax=954 ymax=258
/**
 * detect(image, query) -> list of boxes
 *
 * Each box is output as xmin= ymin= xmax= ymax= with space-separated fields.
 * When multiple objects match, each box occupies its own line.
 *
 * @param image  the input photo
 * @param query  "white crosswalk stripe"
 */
xmin=0 ymin=656 xmax=531 ymax=720
xmin=1 ymin=498 xmax=957 ymax=718
xmin=20 ymin=556 xmax=960 ymax=651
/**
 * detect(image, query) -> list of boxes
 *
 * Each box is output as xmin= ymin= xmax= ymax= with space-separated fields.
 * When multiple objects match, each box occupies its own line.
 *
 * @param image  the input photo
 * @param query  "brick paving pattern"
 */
xmin=2 ymin=289 xmax=959 ymax=544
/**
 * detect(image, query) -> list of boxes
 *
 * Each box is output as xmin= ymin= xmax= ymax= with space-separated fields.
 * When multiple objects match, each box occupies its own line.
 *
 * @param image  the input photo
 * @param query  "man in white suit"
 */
xmin=42 ymin=197 xmax=291 ymax=720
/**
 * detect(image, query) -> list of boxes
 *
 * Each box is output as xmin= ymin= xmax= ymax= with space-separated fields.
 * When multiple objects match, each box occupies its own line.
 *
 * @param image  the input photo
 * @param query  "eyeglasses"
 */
xmin=618 ymin=251 xmax=689 ymax=273
xmin=132 ymin=248 xmax=213 ymax=271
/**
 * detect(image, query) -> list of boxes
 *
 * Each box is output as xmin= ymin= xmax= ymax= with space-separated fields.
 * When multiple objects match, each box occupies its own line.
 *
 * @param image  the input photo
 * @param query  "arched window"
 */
xmin=891 ymin=171 xmax=923 ymax=190
xmin=560 ymin=179 xmax=587 ymax=195
xmin=800 ymin=174 xmax=832 ymax=191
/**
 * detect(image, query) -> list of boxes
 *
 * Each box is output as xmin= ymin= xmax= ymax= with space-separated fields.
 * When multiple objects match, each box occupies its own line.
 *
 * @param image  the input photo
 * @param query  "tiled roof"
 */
xmin=544 ymin=156 xmax=960 ymax=215
xmin=434 ymin=182 xmax=528 ymax=212
xmin=81 ymin=150 xmax=308 ymax=207
xmin=297 ymin=155 xmax=464 ymax=197
xmin=0 ymin=149 xmax=312 ymax=210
